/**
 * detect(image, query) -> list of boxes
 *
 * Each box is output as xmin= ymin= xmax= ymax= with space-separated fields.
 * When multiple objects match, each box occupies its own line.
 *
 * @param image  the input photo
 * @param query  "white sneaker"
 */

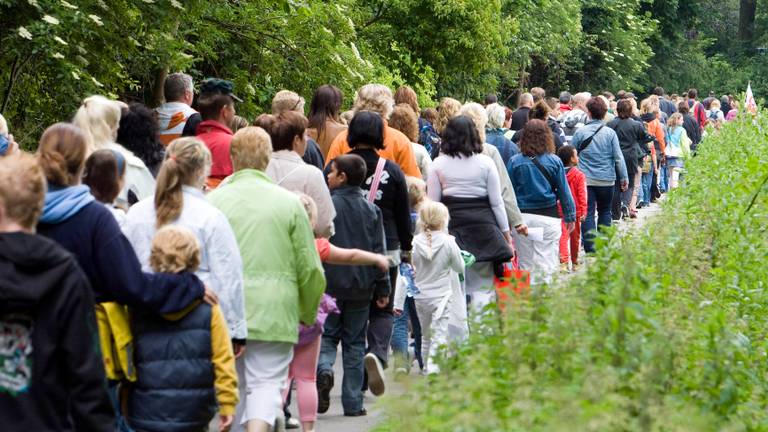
xmin=364 ymin=353 xmax=386 ymax=396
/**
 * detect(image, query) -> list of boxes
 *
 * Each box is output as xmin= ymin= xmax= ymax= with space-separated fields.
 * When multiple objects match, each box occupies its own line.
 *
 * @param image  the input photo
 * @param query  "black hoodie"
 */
xmin=0 ymin=232 xmax=115 ymax=432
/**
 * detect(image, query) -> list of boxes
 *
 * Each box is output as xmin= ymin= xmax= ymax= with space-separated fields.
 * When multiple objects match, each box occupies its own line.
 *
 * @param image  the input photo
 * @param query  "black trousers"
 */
xmin=366 ymin=265 xmax=396 ymax=366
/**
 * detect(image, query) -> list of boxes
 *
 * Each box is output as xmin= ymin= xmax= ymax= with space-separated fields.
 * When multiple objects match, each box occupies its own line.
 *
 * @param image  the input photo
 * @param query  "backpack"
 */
xmin=419 ymin=120 xmax=441 ymax=157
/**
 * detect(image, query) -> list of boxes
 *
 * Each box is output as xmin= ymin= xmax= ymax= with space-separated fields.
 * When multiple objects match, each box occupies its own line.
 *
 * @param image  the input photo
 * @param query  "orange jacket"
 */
xmin=324 ymin=123 xmax=422 ymax=178
xmin=646 ymin=118 xmax=666 ymax=156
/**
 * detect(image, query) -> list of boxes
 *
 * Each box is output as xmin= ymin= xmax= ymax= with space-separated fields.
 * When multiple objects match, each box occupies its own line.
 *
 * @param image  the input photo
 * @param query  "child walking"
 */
xmin=317 ymin=154 xmax=389 ymax=417
xmin=391 ymin=176 xmax=428 ymax=375
xmin=395 ymin=201 xmax=464 ymax=374
xmin=664 ymin=113 xmax=692 ymax=190
xmin=127 ymin=225 xmax=237 ymax=432
xmin=285 ymin=193 xmax=387 ymax=432
xmin=557 ymin=145 xmax=587 ymax=272
xmin=83 ymin=149 xmax=128 ymax=226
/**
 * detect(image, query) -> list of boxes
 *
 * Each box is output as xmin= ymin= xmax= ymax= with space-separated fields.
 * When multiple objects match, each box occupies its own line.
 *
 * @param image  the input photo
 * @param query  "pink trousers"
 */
xmin=282 ymin=335 xmax=321 ymax=422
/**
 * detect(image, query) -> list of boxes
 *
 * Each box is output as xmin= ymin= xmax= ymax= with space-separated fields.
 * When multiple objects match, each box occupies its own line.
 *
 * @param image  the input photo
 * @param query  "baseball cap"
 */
xmin=199 ymin=78 xmax=243 ymax=102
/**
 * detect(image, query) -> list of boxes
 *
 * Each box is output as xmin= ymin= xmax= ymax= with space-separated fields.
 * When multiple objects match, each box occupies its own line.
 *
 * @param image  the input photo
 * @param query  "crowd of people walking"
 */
xmin=0 ymin=75 xmax=731 ymax=431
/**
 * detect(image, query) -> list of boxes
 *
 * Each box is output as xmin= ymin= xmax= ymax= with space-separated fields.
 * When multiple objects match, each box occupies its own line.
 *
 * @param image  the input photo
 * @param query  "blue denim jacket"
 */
xmin=506 ymin=153 xmax=576 ymax=222
xmin=485 ymin=129 xmax=519 ymax=164
xmin=572 ymin=120 xmax=628 ymax=183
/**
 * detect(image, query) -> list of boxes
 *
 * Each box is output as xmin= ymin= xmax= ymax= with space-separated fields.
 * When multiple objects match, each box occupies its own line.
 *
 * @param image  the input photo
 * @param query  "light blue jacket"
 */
xmin=572 ymin=120 xmax=628 ymax=183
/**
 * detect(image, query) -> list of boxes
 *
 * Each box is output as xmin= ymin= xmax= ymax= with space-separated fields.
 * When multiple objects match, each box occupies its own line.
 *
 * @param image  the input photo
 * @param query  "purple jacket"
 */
xmin=297 ymin=294 xmax=339 ymax=346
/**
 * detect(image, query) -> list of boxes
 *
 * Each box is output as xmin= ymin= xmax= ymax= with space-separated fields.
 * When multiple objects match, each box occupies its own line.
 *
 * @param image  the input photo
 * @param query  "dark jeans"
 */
xmin=367 ymin=266 xmax=396 ymax=366
xmin=583 ymin=185 xmax=614 ymax=253
xmin=318 ymin=299 xmax=370 ymax=413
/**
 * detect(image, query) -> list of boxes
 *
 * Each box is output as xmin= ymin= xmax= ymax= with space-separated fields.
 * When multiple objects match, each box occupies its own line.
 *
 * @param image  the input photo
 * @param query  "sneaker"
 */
xmin=273 ymin=416 xmax=286 ymax=432
xmin=364 ymin=353 xmax=386 ymax=396
xmin=344 ymin=408 xmax=367 ymax=417
xmin=621 ymin=205 xmax=629 ymax=220
xmin=560 ymin=262 xmax=570 ymax=273
xmin=316 ymin=371 xmax=334 ymax=414
xmin=285 ymin=417 xmax=300 ymax=429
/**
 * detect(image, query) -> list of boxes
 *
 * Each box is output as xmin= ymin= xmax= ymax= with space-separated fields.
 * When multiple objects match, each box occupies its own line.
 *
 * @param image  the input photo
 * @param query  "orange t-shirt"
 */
xmin=324 ymin=124 xmax=421 ymax=178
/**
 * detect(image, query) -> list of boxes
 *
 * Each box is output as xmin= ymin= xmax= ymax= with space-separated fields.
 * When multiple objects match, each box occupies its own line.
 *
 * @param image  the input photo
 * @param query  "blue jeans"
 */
xmin=582 ymin=185 xmax=614 ymax=253
xmin=640 ymin=170 xmax=653 ymax=205
xmin=658 ymin=160 xmax=668 ymax=192
xmin=318 ymin=299 xmax=370 ymax=413
xmin=108 ymin=381 xmax=134 ymax=432
xmin=391 ymin=297 xmax=422 ymax=369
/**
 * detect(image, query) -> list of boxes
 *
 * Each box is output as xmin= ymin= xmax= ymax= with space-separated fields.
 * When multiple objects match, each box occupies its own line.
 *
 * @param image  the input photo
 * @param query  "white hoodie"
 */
xmin=412 ymin=230 xmax=464 ymax=299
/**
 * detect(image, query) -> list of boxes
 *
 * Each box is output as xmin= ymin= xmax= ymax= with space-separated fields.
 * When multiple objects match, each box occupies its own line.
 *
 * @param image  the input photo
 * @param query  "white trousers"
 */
xmin=415 ymin=293 xmax=452 ymax=375
xmin=513 ymin=213 xmax=562 ymax=286
xmin=464 ymin=262 xmax=495 ymax=315
xmin=234 ymin=341 xmax=294 ymax=430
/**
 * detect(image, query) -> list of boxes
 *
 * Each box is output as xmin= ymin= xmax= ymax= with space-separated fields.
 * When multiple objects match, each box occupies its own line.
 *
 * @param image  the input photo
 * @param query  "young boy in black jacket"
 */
xmin=0 ymin=153 xmax=115 ymax=431
xmin=317 ymin=154 xmax=389 ymax=417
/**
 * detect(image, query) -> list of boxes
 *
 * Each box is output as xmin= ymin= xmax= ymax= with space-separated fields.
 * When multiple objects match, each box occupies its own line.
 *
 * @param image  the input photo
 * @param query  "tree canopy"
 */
xmin=1 ymin=0 xmax=766 ymax=145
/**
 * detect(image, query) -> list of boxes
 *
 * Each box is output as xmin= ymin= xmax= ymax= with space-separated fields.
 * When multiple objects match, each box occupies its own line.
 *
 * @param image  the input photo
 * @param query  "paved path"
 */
xmin=288 ymin=199 xmax=665 ymax=432
xmin=286 ymin=348 xmax=411 ymax=432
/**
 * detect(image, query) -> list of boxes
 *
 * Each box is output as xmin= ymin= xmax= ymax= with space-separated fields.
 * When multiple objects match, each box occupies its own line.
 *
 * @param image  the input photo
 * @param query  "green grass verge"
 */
xmin=376 ymin=114 xmax=768 ymax=431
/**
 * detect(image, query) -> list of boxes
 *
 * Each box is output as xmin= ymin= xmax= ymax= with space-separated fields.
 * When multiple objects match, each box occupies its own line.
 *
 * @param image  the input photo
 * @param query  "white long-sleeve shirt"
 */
xmin=427 ymin=153 xmax=509 ymax=232
xmin=123 ymin=185 xmax=247 ymax=339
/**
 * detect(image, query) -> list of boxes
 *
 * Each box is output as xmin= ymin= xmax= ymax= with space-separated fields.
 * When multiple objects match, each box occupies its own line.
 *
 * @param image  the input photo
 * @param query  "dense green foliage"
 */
xmin=1 ymin=0 xmax=768 ymax=146
xmin=376 ymin=116 xmax=768 ymax=430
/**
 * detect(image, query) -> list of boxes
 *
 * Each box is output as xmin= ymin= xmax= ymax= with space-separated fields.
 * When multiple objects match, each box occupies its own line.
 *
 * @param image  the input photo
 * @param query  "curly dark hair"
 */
xmin=441 ymin=116 xmax=483 ymax=158
xmin=519 ymin=119 xmax=555 ymax=156
xmin=116 ymin=103 xmax=164 ymax=175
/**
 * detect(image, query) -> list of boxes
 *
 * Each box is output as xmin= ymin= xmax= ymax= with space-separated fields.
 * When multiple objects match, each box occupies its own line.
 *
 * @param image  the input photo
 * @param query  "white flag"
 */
xmin=746 ymin=83 xmax=758 ymax=114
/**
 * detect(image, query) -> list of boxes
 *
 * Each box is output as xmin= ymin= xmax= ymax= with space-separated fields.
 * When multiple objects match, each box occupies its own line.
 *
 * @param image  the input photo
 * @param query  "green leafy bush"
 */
xmin=377 ymin=114 xmax=768 ymax=431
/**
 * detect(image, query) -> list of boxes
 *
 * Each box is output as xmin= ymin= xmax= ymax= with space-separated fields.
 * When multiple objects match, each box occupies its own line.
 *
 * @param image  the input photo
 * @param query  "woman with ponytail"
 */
xmin=393 ymin=200 xmax=464 ymax=375
xmin=124 ymin=137 xmax=247 ymax=344
xmin=36 ymin=123 xmax=208 ymax=313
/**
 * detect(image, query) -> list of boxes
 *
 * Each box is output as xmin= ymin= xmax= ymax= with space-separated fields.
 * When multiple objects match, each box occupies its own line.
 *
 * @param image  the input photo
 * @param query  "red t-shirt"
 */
xmin=315 ymin=238 xmax=331 ymax=262
xmin=196 ymin=120 xmax=234 ymax=180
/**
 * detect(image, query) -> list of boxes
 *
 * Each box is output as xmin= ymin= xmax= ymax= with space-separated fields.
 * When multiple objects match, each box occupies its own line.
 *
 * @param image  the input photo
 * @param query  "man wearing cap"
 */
xmin=195 ymin=78 xmax=243 ymax=189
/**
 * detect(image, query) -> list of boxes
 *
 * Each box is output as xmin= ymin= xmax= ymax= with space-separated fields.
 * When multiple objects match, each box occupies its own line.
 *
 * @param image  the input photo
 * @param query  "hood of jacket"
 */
xmin=39 ymin=184 xmax=95 ymax=224
xmin=640 ymin=113 xmax=657 ymax=123
xmin=413 ymin=230 xmax=448 ymax=261
xmin=0 ymin=232 xmax=74 ymax=313
xmin=561 ymin=109 xmax=588 ymax=128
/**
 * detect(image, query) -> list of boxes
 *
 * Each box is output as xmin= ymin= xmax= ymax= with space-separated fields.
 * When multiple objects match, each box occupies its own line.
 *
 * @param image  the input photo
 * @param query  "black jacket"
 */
xmin=510 ymin=107 xmax=531 ymax=131
xmin=682 ymin=114 xmax=702 ymax=148
xmin=38 ymin=202 xmax=204 ymax=314
xmin=302 ymin=137 xmax=325 ymax=170
xmin=607 ymin=117 xmax=655 ymax=172
xmin=442 ymin=196 xmax=513 ymax=264
xmin=348 ymin=148 xmax=413 ymax=251
xmin=0 ymin=232 xmax=115 ymax=432
xmin=325 ymin=186 xmax=389 ymax=301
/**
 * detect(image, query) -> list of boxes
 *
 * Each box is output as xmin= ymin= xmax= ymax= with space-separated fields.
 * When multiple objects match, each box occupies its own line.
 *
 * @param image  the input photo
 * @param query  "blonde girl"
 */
xmin=665 ymin=113 xmax=691 ymax=189
xmin=123 ymin=137 xmax=247 ymax=344
xmin=395 ymin=201 xmax=464 ymax=374
xmin=132 ymin=225 xmax=237 ymax=432
xmin=74 ymin=95 xmax=155 ymax=206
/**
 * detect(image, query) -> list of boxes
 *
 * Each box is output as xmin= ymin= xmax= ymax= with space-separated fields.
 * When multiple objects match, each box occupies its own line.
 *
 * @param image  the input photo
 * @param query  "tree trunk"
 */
xmin=739 ymin=0 xmax=757 ymax=49
xmin=150 ymin=66 xmax=169 ymax=108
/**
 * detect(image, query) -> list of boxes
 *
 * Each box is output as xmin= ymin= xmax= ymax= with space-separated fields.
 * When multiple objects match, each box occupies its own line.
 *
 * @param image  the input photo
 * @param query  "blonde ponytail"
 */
xmin=417 ymin=200 xmax=450 ymax=260
xmin=155 ymin=137 xmax=211 ymax=227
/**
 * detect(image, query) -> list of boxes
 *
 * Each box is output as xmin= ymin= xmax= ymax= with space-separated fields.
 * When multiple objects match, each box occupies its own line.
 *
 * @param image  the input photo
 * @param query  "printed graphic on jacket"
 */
xmin=362 ymin=170 xmax=391 ymax=202
xmin=0 ymin=314 xmax=34 ymax=395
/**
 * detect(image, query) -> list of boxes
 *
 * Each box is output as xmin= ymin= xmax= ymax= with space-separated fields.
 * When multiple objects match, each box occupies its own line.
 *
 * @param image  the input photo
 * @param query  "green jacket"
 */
xmin=208 ymin=169 xmax=325 ymax=343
